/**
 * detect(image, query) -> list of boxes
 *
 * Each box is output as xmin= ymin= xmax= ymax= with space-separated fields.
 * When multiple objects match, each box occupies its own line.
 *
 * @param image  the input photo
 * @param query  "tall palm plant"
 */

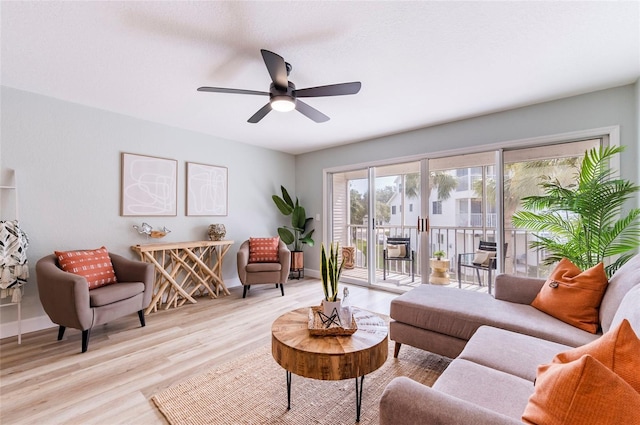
xmin=512 ymin=146 xmax=640 ymax=277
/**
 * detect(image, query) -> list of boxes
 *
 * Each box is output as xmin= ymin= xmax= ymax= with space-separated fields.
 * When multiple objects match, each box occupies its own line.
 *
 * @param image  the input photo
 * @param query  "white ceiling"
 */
xmin=2 ymin=1 xmax=639 ymax=155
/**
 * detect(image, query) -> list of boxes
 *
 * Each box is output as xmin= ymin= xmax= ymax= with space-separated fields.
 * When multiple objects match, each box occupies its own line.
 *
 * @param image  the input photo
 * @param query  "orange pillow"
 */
xmin=248 ymin=237 xmax=280 ymax=263
xmin=522 ymin=355 xmax=640 ymax=425
xmin=55 ymin=247 xmax=117 ymax=290
xmin=551 ymin=319 xmax=640 ymax=393
xmin=531 ymin=258 xmax=608 ymax=333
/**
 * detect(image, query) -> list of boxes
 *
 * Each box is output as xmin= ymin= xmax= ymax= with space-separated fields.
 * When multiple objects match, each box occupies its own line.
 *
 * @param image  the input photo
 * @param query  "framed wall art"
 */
xmin=186 ymin=162 xmax=228 ymax=216
xmin=121 ymin=153 xmax=177 ymax=216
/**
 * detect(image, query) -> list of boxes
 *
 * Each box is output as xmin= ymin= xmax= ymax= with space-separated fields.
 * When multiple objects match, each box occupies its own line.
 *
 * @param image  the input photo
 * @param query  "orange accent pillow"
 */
xmin=551 ymin=319 xmax=640 ymax=393
xmin=55 ymin=247 xmax=117 ymax=290
xmin=248 ymin=237 xmax=280 ymax=263
xmin=522 ymin=355 xmax=640 ymax=425
xmin=531 ymin=258 xmax=608 ymax=333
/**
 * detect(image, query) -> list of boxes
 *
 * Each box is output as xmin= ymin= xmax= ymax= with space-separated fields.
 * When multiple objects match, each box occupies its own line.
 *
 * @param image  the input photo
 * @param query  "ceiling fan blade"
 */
xmin=248 ymin=103 xmax=272 ymax=123
xmin=198 ymin=87 xmax=269 ymax=96
xmin=295 ymin=82 xmax=361 ymax=98
xmin=296 ymin=100 xmax=330 ymax=123
xmin=260 ymin=49 xmax=288 ymax=89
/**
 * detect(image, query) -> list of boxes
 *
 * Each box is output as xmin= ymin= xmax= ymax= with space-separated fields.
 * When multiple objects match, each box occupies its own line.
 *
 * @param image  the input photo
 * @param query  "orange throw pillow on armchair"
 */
xmin=531 ymin=258 xmax=608 ymax=333
xmin=55 ymin=246 xmax=117 ymax=290
xmin=248 ymin=237 xmax=280 ymax=263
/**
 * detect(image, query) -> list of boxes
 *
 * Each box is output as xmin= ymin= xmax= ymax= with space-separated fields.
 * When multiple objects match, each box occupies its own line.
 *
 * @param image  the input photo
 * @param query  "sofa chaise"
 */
xmin=380 ymin=253 xmax=640 ymax=424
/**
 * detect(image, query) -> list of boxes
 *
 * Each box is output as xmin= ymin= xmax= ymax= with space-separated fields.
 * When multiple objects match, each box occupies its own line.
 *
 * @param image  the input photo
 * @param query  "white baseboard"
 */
xmin=0 ymin=315 xmax=56 ymax=340
xmin=0 ymin=276 xmax=295 ymax=340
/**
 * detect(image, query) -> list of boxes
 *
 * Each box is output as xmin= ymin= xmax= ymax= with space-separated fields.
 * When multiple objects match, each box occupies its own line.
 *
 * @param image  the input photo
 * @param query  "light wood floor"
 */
xmin=0 ymin=279 xmax=398 ymax=425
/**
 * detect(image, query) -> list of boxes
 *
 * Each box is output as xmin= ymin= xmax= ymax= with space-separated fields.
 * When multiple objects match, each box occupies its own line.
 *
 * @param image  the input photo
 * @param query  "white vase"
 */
xmin=322 ymin=298 xmax=341 ymax=317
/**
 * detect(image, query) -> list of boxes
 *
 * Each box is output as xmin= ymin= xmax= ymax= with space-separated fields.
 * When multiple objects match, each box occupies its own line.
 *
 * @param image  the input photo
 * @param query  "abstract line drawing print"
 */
xmin=121 ymin=153 xmax=177 ymax=216
xmin=187 ymin=162 xmax=228 ymax=216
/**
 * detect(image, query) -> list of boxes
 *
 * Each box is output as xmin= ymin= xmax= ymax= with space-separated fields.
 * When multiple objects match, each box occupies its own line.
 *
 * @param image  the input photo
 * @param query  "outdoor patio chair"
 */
xmin=383 ymin=237 xmax=415 ymax=282
xmin=457 ymin=240 xmax=506 ymax=294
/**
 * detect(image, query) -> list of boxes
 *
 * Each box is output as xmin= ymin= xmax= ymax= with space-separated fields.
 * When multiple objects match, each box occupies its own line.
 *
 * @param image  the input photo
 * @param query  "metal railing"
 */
xmin=342 ymin=224 xmax=553 ymax=281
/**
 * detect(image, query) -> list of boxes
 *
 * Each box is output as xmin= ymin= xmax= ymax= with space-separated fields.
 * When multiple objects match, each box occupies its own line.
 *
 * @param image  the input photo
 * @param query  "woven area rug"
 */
xmin=152 ymin=341 xmax=450 ymax=425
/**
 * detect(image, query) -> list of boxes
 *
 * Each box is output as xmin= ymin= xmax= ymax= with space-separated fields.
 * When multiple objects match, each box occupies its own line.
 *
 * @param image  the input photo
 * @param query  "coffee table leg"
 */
xmin=286 ymin=371 xmax=292 ymax=410
xmin=355 ymin=375 xmax=364 ymax=422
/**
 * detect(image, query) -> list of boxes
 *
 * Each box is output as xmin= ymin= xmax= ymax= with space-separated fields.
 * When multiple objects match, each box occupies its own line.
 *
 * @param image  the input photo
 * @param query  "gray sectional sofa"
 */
xmin=380 ymin=253 xmax=640 ymax=424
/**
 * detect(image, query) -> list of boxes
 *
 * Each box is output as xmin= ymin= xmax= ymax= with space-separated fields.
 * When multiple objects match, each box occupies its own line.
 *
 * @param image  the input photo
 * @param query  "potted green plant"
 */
xmin=433 ymin=250 xmax=446 ymax=261
xmin=272 ymin=186 xmax=315 ymax=274
xmin=512 ymin=145 xmax=640 ymax=277
xmin=321 ymin=242 xmax=345 ymax=316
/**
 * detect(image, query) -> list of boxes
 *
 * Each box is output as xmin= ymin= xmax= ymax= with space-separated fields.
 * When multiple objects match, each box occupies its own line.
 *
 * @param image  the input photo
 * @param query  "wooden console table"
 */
xmin=131 ymin=240 xmax=234 ymax=314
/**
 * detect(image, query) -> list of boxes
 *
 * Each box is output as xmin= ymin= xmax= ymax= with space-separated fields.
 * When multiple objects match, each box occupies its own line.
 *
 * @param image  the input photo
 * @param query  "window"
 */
xmin=432 ymin=201 xmax=442 ymax=215
xmin=409 ymin=203 xmax=414 ymax=212
xmin=392 ymin=205 xmax=397 ymax=215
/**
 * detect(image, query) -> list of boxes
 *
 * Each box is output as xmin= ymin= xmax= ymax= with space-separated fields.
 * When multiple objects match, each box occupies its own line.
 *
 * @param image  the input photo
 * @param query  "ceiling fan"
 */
xmin=197 ymin=49 xmax=361 ymax=123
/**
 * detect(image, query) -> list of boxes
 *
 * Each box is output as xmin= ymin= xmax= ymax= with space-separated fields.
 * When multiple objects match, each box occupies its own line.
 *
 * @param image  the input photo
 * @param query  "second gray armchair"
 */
xmin=237 ymin=238 xmax=291 ymax=298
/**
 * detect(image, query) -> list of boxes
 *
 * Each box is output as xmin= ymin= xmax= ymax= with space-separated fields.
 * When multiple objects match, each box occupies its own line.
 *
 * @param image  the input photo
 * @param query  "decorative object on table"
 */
xmin=320 ymin=242 xmax=345 ymax=317
xmin=272 ymin=185 xmax=314 ymax=276
xmin=0 ymin=219 xmax=29 ymax=302
xmin=308 ymin=306 xmax=357 ymax=336
xmin=512 ymin=145 xmax=640 ymax=278
xmin=133 ymin=222 xmax=171 ymax=239
xmin=121 ymin=153 xmax=177 ymax=217
xmin=340 ymin=287 xmax=353 ymax=328
xmin=207 ymin=223 xmax=226 ymax=241
xmin=186 ymin=162 xmax=228 ymax=216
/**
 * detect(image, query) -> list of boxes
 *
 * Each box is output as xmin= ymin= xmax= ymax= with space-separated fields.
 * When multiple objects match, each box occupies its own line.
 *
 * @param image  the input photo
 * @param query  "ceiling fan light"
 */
xmin=271 ymin=96 xmax=296 ymax=112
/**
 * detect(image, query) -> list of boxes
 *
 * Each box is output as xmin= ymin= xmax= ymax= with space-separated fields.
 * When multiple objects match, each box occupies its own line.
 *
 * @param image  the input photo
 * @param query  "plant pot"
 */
xmin=322 ymin=298 xmax=341 ymax=317
xmin=429 ymin=258 xmax=451 ymax=285
xmin=291 ymin=251 xmax=304 ymax=271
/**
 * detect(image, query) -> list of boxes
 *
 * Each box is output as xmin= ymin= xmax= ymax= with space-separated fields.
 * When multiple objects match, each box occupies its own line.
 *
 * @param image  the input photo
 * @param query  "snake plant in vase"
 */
xmin=321 ymin=242 xmax=345 ymax=317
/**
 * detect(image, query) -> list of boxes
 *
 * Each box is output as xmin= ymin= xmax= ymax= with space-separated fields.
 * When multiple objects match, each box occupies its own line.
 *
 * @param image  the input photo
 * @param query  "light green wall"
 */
xmin=2 ymin=82 xmax=638 ymax=336
xmin=296 ymin=83 xmax=639 ymax=272
xmin=0 ymin=86 xmax=296 ymax=334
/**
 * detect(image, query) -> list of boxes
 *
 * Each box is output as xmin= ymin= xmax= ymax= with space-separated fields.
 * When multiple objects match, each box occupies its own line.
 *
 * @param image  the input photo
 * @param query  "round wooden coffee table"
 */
xmin=271 ymin=307 xmax=388 ymax=422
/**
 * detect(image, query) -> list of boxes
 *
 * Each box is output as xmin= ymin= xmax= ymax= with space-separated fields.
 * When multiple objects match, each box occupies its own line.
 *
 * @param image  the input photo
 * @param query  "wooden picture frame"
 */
xmin=186 ymin=162 xmax=228 ymax=216
xmin=121 ymin=152 xmax=177 ymax=216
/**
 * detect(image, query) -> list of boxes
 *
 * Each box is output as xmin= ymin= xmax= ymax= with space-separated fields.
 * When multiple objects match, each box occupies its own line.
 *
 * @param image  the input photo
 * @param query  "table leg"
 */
xmin=286 ymin=370 xmax=292 ymax=410
xmin=355 ymin=375 xmax=364 ymax=422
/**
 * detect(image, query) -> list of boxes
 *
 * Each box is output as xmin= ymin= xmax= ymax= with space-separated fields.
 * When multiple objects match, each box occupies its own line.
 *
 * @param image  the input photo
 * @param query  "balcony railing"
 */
xmin=342 ymin=224 xmax=554 ymax=283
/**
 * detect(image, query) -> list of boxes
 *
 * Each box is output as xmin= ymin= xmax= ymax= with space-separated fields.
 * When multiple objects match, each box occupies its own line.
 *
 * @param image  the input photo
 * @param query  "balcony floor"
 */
xmin=341 ymin=266 xmax=490 ymax=294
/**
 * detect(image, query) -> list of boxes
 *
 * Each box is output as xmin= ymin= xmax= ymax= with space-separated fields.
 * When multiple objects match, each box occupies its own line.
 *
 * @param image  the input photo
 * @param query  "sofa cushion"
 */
xmin=600 ymin=254 xmax=640 ymax=332
xmin=387 ymin=243 xmax=407 ymax=258
xmin=551 ymin=319 xmax=640 ymax=393
xmin=55 ymin=247 xmax=118 ymax=289
xmin=458 ymin=326 xmax=571 ymax=382
xmin=472 ymin=249 xmax=495 ymax=266
xmin=245 ymin=262 xmax=282 ymax=273
xmin=390 ymin=285 xmax=598 ymax=347
xmin=89 ymin=281 xmax=145 ymax=307
xmin=531 ymin=259 xmax=608 ymax=333
xmin=522 ymin=355 xmax=640 ymax=425
xmin=433 ymin=359 xmax=533 ymax=420
xmin=248 ymin=237 xmax=280 ymax=263
xmin=610 ymin=284 xmax=640 ymax=334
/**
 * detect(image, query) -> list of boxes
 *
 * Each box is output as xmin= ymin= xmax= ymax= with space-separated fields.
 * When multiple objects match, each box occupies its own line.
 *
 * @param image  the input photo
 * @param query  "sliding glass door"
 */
xmin=427 ymin=152 xmax=499 ymax=287
xmin=328 ymin=161 xmax=423 ymax=289
xmin=326 ymin=134 xmax=607 ymax=293
xmin=329 ymin=168 xmax=371 ymax=285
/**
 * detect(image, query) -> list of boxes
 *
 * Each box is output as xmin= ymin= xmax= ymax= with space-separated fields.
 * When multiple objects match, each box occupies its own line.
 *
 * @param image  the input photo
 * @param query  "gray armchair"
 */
xmin=36 ymin=252 xmax=154 ymax=353
xmin=237 ymin=239 xmax=291 ymax=298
